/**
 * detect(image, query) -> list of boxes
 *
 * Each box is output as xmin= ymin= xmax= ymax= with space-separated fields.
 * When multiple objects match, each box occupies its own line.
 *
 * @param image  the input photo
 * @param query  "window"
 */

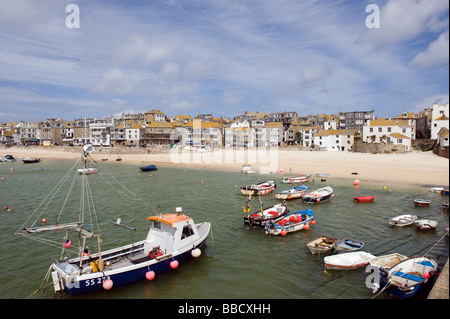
xmin=181 ymin=225 xmax=194 ymax=239
xmin=153 ymin=221 xmax=161 ymax=229
xmin=378 ymin=127 xmax=382 ymax=132
xmin=387 ymin=127 xmax=391 ymax=132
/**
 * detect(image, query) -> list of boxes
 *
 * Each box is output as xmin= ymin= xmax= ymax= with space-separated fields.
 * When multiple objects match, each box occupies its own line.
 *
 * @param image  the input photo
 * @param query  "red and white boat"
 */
xmin=414 ymin=199 xmax=430 ymax=207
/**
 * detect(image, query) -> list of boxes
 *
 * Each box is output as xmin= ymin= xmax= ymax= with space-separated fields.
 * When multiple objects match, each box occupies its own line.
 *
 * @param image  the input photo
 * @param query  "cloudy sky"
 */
xmin=0 ymin=0 xmax=448 ymax=122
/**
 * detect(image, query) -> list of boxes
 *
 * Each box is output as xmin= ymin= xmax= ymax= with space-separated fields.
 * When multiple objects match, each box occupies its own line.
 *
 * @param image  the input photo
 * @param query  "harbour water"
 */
xmin=0 ymin=159 xmax=448 ymax=299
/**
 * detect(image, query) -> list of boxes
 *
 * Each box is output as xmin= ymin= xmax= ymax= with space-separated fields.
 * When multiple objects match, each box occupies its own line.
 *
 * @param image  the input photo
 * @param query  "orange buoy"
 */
xmin=103 ymin=279 xmax=113 ymax=290
xmin=170 ymin=260 xmax=179 ymax=269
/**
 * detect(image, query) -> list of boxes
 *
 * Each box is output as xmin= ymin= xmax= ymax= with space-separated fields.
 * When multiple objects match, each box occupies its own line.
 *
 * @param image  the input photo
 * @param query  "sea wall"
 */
xmin=352 ymin=140 xmax=407 ymax=154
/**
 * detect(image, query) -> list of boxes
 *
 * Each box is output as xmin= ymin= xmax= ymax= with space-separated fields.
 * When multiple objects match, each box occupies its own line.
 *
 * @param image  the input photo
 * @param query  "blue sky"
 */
xmin=0 ymin=0 xmax=448 ymax=122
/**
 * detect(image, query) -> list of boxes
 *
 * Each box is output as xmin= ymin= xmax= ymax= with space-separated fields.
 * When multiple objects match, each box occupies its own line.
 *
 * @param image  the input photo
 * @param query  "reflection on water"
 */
xmin=0 ymin=159 xmax=448 ymax=299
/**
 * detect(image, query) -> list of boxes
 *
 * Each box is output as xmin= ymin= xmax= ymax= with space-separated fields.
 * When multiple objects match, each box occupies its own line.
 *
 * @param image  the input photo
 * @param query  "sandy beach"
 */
xmin=2 ymin=146 xmax=449 ymax=187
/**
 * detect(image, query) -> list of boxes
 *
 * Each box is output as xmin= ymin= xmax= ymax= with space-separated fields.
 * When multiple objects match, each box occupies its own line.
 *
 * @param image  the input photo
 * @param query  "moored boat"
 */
xmin=275 ymin=185 xmax=307 ymax=200
xmin=0 ymin=154 xmax=16 ymax=162
xmin=324 ymin=251 xmax=376 ymax=270
xmin=22 ymin=157 xmax=41 ymax=164
xmin=388 ymin=214 xmax=418 ymax=227
xmin=77 ymin=167 xmax=98 ymax=175
xmin=264 ymin=209 xmax=314 ymax=236
xmin=414 ymin=199 xmax=430 ymax=207
xmin=139 ymin=165 xmax=158 ymax=172
xmin=281 ymin=174 xmax=310 ymax=184
xmin=415 ymin=218 xmax=438 ymax=230
xmin=241 ymin=164 xmax=254 ymax=174
xmin=443 ymin=202 xmax=449 ymax=212
xmin=369 ymin=253 xmax=408 ymax=270
xmin=353 ymin=196 xmax=375 ymax=203
xmin=243 ymin=202 xmax=289 ymax=229
xmin=440 ymin=189 xmax=449 ymax=196
xmin=430 ymin=187 xmax=444 ymax=193
xmin=306 ymin=236 xmax=338 ymax=255
xmin=380 ymin=255 xmax=439 ymax=299
xmin=335 ymin=238 xmax=364 ymax=252
xmin=302 ymin=186 xmax=333 ymax=204
xmin=240 ymin=180 xmax=276 ymax=196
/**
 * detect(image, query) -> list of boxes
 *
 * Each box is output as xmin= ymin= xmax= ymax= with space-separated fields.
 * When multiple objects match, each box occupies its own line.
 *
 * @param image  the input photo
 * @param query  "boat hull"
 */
xmin=324 ymin=252 xmax=376 ymax=270
xmin=140 ymin=165 xmax=157 ymax=172
xmin=307 ymin=236 xmax=338 ymax=255
xmin=335 ymin=239 xmax=364 ymax=252
xmin=353 ymin=196 xmax=375 ymax=203
xmin=55 ymin=238 xmax=208 ymax=296
xmin=388 ymin=214 xmax=418 ymax=227
xmin=415 ymin=219 xmax=438 ymax=230
xmin=302 ymin=187 xmax=333 ymax=204
xmin=414 ymin=199 xmax=430 ymax=207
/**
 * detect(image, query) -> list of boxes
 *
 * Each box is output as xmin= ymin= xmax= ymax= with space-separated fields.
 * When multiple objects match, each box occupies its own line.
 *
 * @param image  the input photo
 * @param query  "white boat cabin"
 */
xmin=145 ymin=211 xmax=201 ymax=256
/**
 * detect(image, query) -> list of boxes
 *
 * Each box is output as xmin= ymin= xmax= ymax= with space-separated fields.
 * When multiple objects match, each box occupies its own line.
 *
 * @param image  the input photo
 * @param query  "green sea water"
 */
xmin=0 ymin=158 xmax=448 ymax=299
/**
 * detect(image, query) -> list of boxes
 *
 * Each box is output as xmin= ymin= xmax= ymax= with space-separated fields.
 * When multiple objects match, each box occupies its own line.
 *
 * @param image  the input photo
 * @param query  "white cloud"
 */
xmin=91 ymin=68 xmax=134 ymax=96
xmin=159 ymin=62 xmax=180 ymax=80
xmin=113 ymin=35 xmax=179 ymax=66
xmin=222 ymin=90 xmax=244 ymax=106
xmin=410 ymin=30 xmax=449 ymax=68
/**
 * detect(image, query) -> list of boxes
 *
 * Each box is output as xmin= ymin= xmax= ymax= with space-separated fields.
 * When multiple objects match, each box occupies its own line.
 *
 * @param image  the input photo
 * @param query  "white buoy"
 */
xmin=191 ymin=248 xmax=201 ymax=258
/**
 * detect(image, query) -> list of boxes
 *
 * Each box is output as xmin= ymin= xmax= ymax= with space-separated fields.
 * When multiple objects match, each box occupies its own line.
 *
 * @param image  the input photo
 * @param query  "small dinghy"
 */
xmin=275 ymin=185 xmax=307 ymax=200
xmin=324 ymin=251 xmax=376 ymax=270
xmin=388 ymin=214 xmax=418 ymax=227
xmin=353 ymin=196 xmax=375 ymax=203
xmin=264 ymin=209 xmax=314 ymax=236
xmin=335 ymin=238 xmax=364 ymax=252
xmin=430 ymin=187 xmax=444 ymax=193
xmin=139 ymin=165 xmax=158 ymax=172
xmin=281 ymin=174 xmax=310 ymax=184
xmin=302 ymin=186 xmax=333 ymax=204
xmin=22 ymin=157 xmax=41 ymax=164
xmin=380 ymin=256 xmax=439 ymax=299
xmin=240 ymin=180 xmax=276 ymax=196
xmin=306 ymin=236 xmax=339 ymax=255
xmin=415 ymin=218 xmax=438 ymax=230
xmin=241 ymin=165 xmax=254 ymax=174
xmin=414 ymin=199 xmax=430 ymax=207
xmin=369 ymin=253 xmax=408 ymax=271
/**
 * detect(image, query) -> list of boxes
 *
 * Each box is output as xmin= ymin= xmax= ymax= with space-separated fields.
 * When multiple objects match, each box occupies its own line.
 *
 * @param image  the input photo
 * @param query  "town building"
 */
xmin=313 ymin=129 xmax=358 ymax=151
xmin=363 ymin=118 xmax=412 ymax=151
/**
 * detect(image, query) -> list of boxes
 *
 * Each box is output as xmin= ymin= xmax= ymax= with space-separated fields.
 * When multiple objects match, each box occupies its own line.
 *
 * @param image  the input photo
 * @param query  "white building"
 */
xmin=430 ymin=103 xmax=449 ymax=140
xmin=313 ymin=129 xmax=358 ymax=151
xmin=363 ymin=119 xmax=412 ymax=151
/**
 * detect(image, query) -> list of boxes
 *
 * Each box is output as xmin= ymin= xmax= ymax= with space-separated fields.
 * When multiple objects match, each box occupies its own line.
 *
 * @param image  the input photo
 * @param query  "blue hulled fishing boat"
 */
xmin=16 ymin=145 xmax=210 ymax=296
